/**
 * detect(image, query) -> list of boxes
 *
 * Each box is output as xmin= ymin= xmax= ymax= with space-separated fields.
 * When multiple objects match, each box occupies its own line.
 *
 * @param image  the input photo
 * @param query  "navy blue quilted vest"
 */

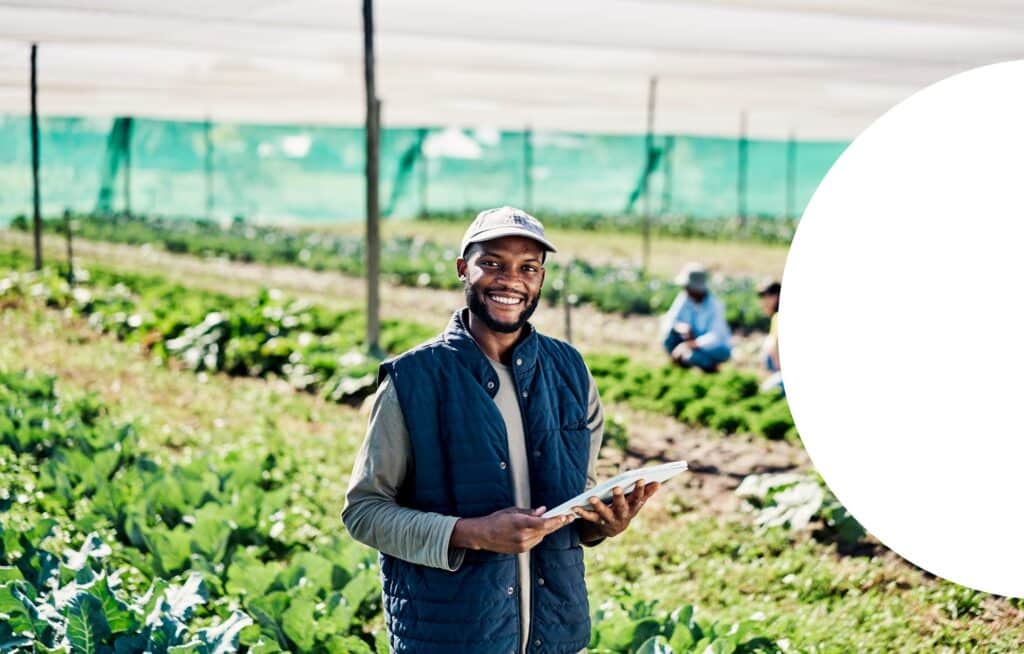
xmin=377 ymin=310 xmax=592 ymax=654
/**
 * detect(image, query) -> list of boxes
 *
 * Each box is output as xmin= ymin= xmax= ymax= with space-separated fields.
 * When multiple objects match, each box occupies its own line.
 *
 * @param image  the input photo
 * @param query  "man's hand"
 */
xmin=451 ymin=506 xmax=575 ymax=554
xmin=573 ymin=480 xmax=660 ymax=540
xmin=672 ymin=322 xmax=693 ymax=340
xmin=671 ymin=342 xmax=693 ymax=363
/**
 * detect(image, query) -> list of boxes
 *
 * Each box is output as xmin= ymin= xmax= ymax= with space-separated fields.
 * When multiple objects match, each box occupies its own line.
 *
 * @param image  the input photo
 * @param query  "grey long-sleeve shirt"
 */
xmin=342 ymin=360 xmax=604 ymax=653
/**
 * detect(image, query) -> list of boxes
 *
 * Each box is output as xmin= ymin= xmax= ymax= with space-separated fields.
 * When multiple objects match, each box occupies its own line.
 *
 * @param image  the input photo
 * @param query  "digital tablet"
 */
xmin=541 ymin=460 xmax=688 ymax=518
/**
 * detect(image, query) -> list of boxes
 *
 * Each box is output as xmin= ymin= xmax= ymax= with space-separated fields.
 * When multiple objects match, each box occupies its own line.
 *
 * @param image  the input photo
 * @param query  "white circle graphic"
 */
xmin=781 ymin=61 xmax=1024 ymax=598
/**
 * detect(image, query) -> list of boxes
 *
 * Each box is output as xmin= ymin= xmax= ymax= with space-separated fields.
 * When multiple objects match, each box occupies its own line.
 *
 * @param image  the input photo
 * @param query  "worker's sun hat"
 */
xmin=674 ymin=262 xmax=709 ymax=292
xmin=460 ymin=206 xmax=558 ymax=257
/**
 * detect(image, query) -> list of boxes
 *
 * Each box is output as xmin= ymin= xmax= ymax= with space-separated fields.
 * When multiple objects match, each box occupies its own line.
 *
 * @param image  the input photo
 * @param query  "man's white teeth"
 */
xmin=489 ymin=294 xmax=522 ymax=305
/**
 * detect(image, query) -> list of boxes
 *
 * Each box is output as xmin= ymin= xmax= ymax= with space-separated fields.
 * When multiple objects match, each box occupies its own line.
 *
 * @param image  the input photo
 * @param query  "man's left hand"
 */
xmin=572 ymin=479 xmax=660 ymax=539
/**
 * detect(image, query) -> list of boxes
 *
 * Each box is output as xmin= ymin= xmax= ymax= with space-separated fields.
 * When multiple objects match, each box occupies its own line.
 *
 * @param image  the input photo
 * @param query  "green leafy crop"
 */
xmin=24 ymin=213 xmax=771 ymax=329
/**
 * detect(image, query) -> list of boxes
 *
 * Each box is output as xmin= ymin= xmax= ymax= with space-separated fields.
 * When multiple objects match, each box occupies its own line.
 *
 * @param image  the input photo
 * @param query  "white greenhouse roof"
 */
xmin=1 ymin=0 xmax=1024 ymax=139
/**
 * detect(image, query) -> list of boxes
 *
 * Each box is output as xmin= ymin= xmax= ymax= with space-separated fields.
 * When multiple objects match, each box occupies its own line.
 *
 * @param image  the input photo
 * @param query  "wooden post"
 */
xmin=418 ymin=127 xmax=428 ymax=218
xmin=123 ymin=117 xmax=133 ymax=215
xmin=786 ymin=130 xmax=797 ymax=219
xmin=63 ymin=208 xmax=74 ymax=286
xmin=524 ymin=125 xmax=533 ymax=209
xmin=737 ymin=110 xmax=748 ymax=228
xmin=642 ymin=76 xmax=657 ymax=273
xmin=30 ymin=43 xmax=42 ymax=270
xmin=363 ymin=0 xmax=381 ymax=354
xmin=661 ymin=134 xmax=674 ymax=215
xmin=562 ymin=259 xmax=573 ymax=344
xmin=205 ymin=118 xmax=214 ymax=220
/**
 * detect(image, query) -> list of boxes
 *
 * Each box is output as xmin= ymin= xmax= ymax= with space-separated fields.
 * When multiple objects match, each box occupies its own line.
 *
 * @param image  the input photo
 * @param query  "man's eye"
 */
xmin=481 ymin=261 xmax=498 ymax=267
xmin=522 ymin=266 xmax=538 ymax=273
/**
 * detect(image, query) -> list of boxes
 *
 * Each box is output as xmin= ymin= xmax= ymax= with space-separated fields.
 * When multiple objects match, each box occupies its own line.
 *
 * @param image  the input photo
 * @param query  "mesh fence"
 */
xmin=0 ymin=115 xmax=846 ymax=224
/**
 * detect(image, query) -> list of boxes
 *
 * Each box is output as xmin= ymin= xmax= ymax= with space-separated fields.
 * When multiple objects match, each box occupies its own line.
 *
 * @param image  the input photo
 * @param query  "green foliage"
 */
xmin=0 ymin=521 xmax=250 ymax=653
xmin=602 ymin=417 xmax=630 ymax=452
xmin=0 ymin=367 xmax=385 ymax=653
xmin=590 ymin=598 xmax=781 ymax=653
xmin=30 ymin=213 xmax=770 ymax=328
xmin=735 ymin=473 xmax=866 ymax=548
xmin=587 ymin=354 xmax=795 ymax=440
xmin=0 ymin=250 xmax=434 ymax=403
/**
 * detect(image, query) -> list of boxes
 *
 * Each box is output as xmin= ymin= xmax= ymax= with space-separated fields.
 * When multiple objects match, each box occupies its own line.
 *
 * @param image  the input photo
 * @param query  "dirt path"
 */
xmin=595 ymin=404 xmax=811 ymax=517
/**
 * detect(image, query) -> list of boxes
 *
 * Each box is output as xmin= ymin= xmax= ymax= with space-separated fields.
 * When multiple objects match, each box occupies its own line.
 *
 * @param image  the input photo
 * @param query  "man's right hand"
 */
xmin=673 ymin=322 xmax=693 ymax=339
xmin=450 ymin=507 xmax=575 ymax=554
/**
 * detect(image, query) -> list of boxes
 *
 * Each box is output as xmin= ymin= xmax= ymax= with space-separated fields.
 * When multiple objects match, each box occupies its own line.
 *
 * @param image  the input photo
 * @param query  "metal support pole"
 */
xmin=418 ymin=127 xmax=428 ymax=218
xmin=562 ymin=260 xmax=573 ymax=344
xmin=643 ymin=76 xmax=657 ymax=273
xmin=661 ymin=135 xmax=674 ymax=215
xmin=30 ymin=43 xmax=42 ymax=270
xmin=123 ymin=117 xmax=133 ymax=215
xmin=205 ymin=118 xmax=214 ymax=220
xmin=786 ymin=130 xmax=797 ymax=219
xmin=63 ymin=208 xmax=74 ymax=286
xmin=363 ymin=0 xmax=381 ymax=354
xmin=524 ymin=125 xmax=533 ymax=209
xmin=738 ymin=110 xmax=748 ymax=228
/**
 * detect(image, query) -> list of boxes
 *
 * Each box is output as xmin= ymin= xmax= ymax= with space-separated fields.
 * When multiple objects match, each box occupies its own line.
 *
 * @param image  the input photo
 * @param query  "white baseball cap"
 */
xmin=460 ymin=206 xmax=558 ymax=257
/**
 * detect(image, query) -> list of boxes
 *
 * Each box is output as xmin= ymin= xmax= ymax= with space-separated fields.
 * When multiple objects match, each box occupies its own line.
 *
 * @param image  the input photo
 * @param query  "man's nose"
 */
xmin=495 ymin=268 xmax=529 ymax=284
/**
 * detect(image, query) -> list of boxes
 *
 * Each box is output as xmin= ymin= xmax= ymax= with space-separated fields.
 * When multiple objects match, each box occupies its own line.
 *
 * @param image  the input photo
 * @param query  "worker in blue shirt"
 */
xmin=659 ymin=263 xmax=732 ymax=372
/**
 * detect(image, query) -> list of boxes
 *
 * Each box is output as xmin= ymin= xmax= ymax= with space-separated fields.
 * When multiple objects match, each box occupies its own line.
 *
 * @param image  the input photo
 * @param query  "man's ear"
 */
xmin=456 ymin=258 xmax=468 ymax=280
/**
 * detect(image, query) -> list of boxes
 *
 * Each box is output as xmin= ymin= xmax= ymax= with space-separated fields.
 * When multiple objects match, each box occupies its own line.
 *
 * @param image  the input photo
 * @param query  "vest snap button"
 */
xmin=507 ymin=586 xmax=514 ymax=595
xmin=500 ymin=461 xmax=507 ymax=470
xmin=533 ymin=450 xmax=540 ymax=458
xmin=487 ymin=381 xmax=495 ymax=389
xmin=534 ymin=640 xmax=541 ymax=646
xmin=537 ymin=577 xmax=544 ymax=586
xmin=516 ymin=358 xmax=523 ymax=366
xmin=521 ymin=390 xmax=528 ymax=398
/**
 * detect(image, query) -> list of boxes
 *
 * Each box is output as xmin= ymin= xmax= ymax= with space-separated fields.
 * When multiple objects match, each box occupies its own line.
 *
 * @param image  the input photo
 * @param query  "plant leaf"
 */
xmin=637 ymin=635 xmax=675 ymax=654
xmin=281 ymin=597 xmax=316 ymax=651
xmin=66 ymin=592 xmax=111 ymax=654
xmin=160 ymin=573 xmax=206 ymax=621
xmin=195 ymin=611 xmax=253 ymax=654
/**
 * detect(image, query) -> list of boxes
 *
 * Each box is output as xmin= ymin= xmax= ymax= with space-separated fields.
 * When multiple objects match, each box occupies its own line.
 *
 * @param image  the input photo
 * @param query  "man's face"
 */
xmin=685 ymin=287 xmax=707 ymax=303
xmin=759 ymin=292 xmax=779 ymax=316
xmin=457 ymin=236 xmax=546 ymax=334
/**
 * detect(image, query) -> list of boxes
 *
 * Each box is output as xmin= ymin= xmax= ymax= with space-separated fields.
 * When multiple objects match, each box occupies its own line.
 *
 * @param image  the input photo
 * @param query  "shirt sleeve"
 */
xmin=342 ymin=377 xmax=466 ymax=571
xmin=694 ymin=296 xmax=732 ymax=351
xmin=580 ymin=370 xmax=607 ymax=547
xmin=659 ymin=292 xmax=686 ymax=341
xmin=585 ymin=372 xmax=604 ymax=492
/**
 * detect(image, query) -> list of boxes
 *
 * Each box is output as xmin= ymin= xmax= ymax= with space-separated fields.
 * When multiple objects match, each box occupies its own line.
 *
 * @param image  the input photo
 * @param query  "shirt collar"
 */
xmin=444 ymin=308 xmax=539 ymax=378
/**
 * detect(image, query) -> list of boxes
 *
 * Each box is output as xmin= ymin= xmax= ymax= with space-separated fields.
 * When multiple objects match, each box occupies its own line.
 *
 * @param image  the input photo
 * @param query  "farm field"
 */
xmin=20 ymin=213 xmax=779 ymax=330
xmin=329 ymin=217 xmax=790 ymax=280
xmin=2 ymin=237 xmax=1023 ymax=652
xmin=0 ymin=229 xmax=772 ymax=370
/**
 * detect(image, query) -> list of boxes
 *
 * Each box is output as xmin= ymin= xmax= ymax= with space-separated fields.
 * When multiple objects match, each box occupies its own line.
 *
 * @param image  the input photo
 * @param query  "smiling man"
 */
xmin=343 ymin=206 xmax=658 ymax=654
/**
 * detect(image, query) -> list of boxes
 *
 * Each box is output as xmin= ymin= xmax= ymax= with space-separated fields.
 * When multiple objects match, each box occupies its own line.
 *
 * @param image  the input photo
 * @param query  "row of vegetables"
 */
xmin=14 ymin=213 xmax=771 ymax=330
xmin=0 ymin=248 xmax=789 ymax=443
xmin=0 ymin=245 xmax=881 ymax=652
xmin=0 ymin=368 xmax=788 ymax=653
xmin=1 ymin=367 xmax=390 ymax=653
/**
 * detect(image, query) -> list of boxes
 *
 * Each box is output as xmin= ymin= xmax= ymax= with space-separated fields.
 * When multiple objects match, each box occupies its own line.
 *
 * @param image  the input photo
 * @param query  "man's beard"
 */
xmin=465 ymin=282 xmax=540 ymax=334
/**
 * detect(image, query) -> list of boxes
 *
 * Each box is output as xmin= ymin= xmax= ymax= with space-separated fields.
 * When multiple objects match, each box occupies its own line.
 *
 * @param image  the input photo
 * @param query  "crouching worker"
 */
xmin=342 ymin=206 xmax=659 ymax=654
xmin=660 ymin=263 xmax=732 ymax=372
xmin=758 ymin=280 xmax=784 ymax=394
